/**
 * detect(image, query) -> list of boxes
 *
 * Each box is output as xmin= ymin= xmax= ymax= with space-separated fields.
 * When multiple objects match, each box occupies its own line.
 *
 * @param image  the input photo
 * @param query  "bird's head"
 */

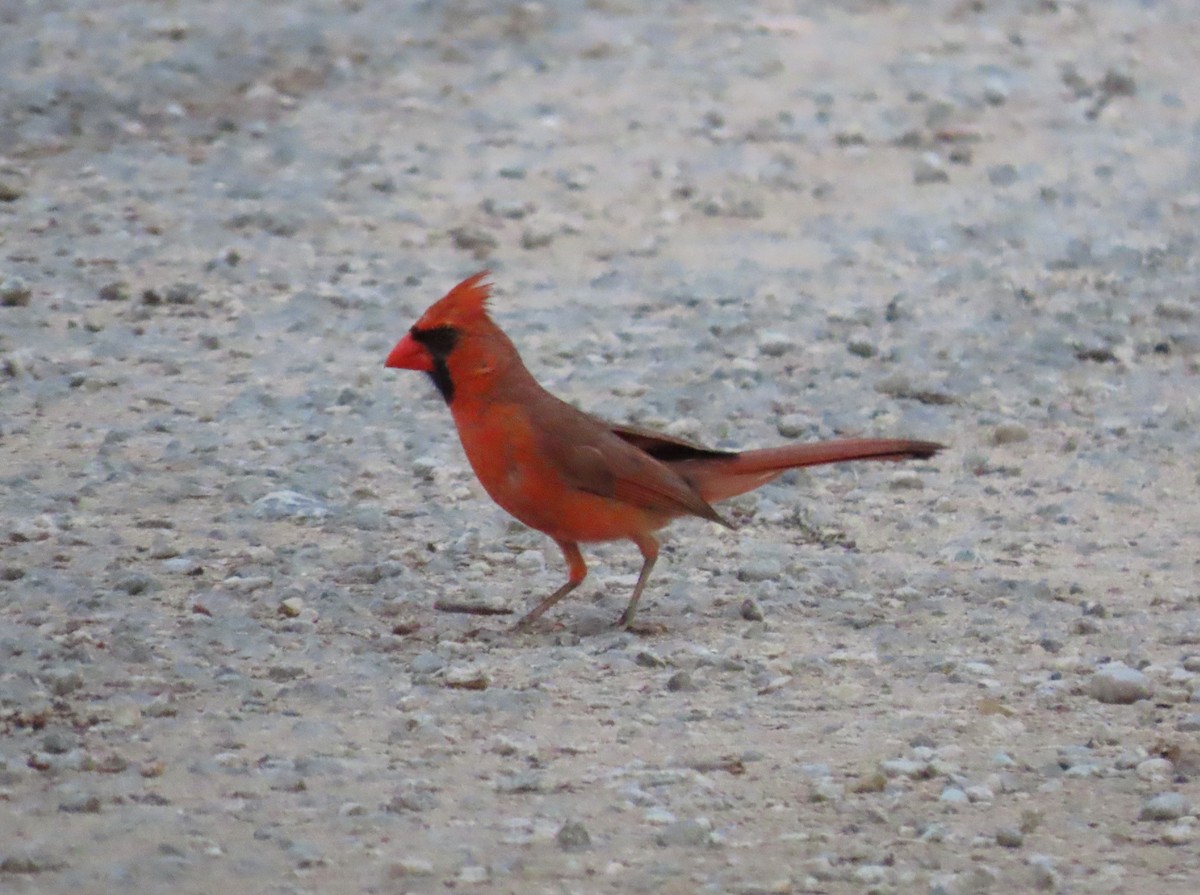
xmin=385 ymin=271 xmax=508 ymax=404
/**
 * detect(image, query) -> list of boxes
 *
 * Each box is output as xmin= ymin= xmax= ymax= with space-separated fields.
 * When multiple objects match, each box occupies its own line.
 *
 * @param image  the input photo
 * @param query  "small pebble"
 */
xmin=1028 ymin=856 xmax=1058 ymax=891
xmin=387 ymin=787 xmax=439 ymax=813
xmin=44 ymin=668 xmax=84 ymax=697
xmin=1136 ymin=757 xmax=1174 ymax=780
xmin=635 ymin=651 xmax=665 ymax=668
xmin=0 ymin=564 xmax=25 ymax=581
xmin=996 ymin=827 xmax=1024 ymax=848
xmin=457 ymin=865 xmax=488 ymax=884
xmin=1020 ymin=809 xmax=1044 ymax=834
xmin=58 ymin=792 xmax=102 ymax=814
xmin=265 ymin=665 xmax=304 ymax=682
xmin=450 ymin=225 xmax=497 ymax=258
xmin=163 ymin=557 xmax=203 ymax=575
xmin=226 ymin=575 xmax=272 ymax=594
xmin=444 ymin=666 xmax=489 ymax=690
xmin=740 ymin=598 xmax=764 ymax=621
xmin=520 ymin=226 xmax=555 ymax=250
xmin=756 ymin=331 xmax=795 ymax=357
xmin=880 ymin=758 xmax=931 ymax=779
xmin=486 ymin=734 xmax=522 ymax=756
xmin=278 ymin=597 xmax=305 ymax=618
xmin=644 ymin=807 xmax=676 ymax=825
xmin=948 ymin=144 xmax=973 ymax=164
xmin=654 ymin=818 xmax=711 ymax=847
xmin=412 ymin=652 xmax=451 ymax=671
xmin=1162 ymin=825 xmax=1194 ymax=846
xmin=810 ymin=779 xmax=845 ymax=802
xmin=165 ymin=283 xmax=202 ymax=304
xmin=41 ymin=730 xmax=75 ymax=754
xmin=0 ymin=851 xmax=66 ymax=873
xmin=95 ymin=751 xmax=130 ymax=774
xmin=483 ymin=198 xmax=530 ymax=219
xmin=1089 ymin=662 xmax=1154 ymax=704
xmin=991 ymin=422 xmax=1030 ymax=445
xmin=0 ymin=276 xmax=32 ymax=307
xmin=666 ymin=670 xmax=697 ymax=692
xmin=854 ymin=864 xmax=889 ymax=886
xmin=0 ymin=167 xmax=28 ymax=201
xmin=556 ymin=820 xmax=591 ymax=852
xmin=847 ymin=339 xmax=876 ymax=358
xmin=850 ymin=771 xmax=886 ymax=793
xmin=776 ymin=413 xmax=817 ymax=438
xmin=988 ymin=164 xmax=1019 ymax=186
xmin=116 ymin=573 xmax=155 ymax=596
xmin=495 ymin=771 xmax=543 ymax=794
xmin=389 ymin=857 xmax=435 ymax=876
xmin=253 ymin=490 xmax=329 ymax=520
xmin=965 ymin=784 xmax=994 ymax=803
xmin=110 ymin=701 xmax=143 ymax=729
xmin=889 ymin=472 xmax=926 ymax=491
xmin=939 ymin=786 xmax=968 ymax=805
xmin=1139 ymin=792 xmax=1191 ymax=821
xmin=737 ymin=558 xmax=782 ymax=583
xmin=98 ymin=282 xmax=130 ymax=301
xmin=411 ymin=457 xmax=442 ymax=481
xmin=913 ymin=153 xmax=949 ymax=184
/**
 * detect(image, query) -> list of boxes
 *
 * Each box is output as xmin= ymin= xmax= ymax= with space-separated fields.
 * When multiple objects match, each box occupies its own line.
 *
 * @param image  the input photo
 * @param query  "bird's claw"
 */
xmin=620 ymin=618 xmax=668 ymax=636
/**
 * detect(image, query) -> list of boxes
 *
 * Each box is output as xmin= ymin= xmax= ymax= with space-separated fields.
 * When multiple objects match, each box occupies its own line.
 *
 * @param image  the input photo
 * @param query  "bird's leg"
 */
xmin=511 ymin=540 xmax=586 ymax=631
xmin=616 ymin=534 xmax=659 ymax=628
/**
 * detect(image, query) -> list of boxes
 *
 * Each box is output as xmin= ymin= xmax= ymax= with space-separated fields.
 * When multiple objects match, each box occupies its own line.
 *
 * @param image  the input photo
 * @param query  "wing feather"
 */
xmin=559 ymin=442 xmax=731 ymax=528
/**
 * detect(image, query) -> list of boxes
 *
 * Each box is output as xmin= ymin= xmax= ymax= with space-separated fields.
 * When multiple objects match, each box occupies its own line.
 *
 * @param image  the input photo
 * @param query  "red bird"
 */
xmin=386 ymin=272 xmax=941 ymax=630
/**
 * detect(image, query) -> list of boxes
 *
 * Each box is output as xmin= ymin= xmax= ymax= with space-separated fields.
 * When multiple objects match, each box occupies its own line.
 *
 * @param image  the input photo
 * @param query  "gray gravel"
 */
xmin=3 ymin=2 xmax=1200 ymax=893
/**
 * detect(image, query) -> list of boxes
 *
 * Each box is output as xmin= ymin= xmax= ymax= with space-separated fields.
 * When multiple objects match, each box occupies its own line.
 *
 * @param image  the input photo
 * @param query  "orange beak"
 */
xmin=385 ymin=333 xmax=433 ymax=371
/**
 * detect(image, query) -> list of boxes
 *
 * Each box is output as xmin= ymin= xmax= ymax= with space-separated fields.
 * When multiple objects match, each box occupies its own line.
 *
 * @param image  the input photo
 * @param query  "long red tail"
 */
xmin=673 ymin=438 xmax=943 ymax=504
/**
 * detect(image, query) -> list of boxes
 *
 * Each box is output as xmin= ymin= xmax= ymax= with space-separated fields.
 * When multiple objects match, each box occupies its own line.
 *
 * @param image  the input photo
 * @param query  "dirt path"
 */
xmin=2 ymin=2 xmax=1198 ymax=893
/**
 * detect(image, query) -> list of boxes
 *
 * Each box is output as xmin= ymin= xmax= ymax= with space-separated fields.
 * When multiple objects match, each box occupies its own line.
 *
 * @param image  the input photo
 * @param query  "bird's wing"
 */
xmin=608 ymin=422 xmax=737 ymax=461
xmin=555 ymin=438 xmax=731 ymax=528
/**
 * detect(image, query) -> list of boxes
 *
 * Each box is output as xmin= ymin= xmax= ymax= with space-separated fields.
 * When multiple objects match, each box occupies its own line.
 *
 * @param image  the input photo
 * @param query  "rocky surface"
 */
xmin=2 ymin=2 xmax=1199 ymax=893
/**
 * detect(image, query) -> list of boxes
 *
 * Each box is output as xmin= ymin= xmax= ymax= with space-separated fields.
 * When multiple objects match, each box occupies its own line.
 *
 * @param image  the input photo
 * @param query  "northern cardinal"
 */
xmin=386 ymin=272 xmax=942 ymax=630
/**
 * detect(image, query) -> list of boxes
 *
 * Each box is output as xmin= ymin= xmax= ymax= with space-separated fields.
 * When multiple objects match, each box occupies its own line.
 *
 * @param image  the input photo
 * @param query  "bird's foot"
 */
xmin=508 ymin=616 xmax=536 ymax=634
xmin=509 ymin=609 xmax=560 ymax=634
xmin=620 ymin=617 xmax=668 ymax=636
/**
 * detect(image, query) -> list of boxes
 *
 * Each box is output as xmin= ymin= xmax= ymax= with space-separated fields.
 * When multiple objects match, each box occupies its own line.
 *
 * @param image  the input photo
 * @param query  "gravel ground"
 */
xmin=3 ymin=1 xmax=1200 ymax=893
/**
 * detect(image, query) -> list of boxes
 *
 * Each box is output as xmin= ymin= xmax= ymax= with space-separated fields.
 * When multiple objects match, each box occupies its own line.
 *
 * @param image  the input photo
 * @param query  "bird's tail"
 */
xmin=675 ymin=439 xmax=942 ymax=504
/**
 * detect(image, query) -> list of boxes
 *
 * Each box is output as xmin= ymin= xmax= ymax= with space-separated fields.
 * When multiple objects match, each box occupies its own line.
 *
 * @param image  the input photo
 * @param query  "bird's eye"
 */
xmin=411 ymin=325 xmax=460 ymax=357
